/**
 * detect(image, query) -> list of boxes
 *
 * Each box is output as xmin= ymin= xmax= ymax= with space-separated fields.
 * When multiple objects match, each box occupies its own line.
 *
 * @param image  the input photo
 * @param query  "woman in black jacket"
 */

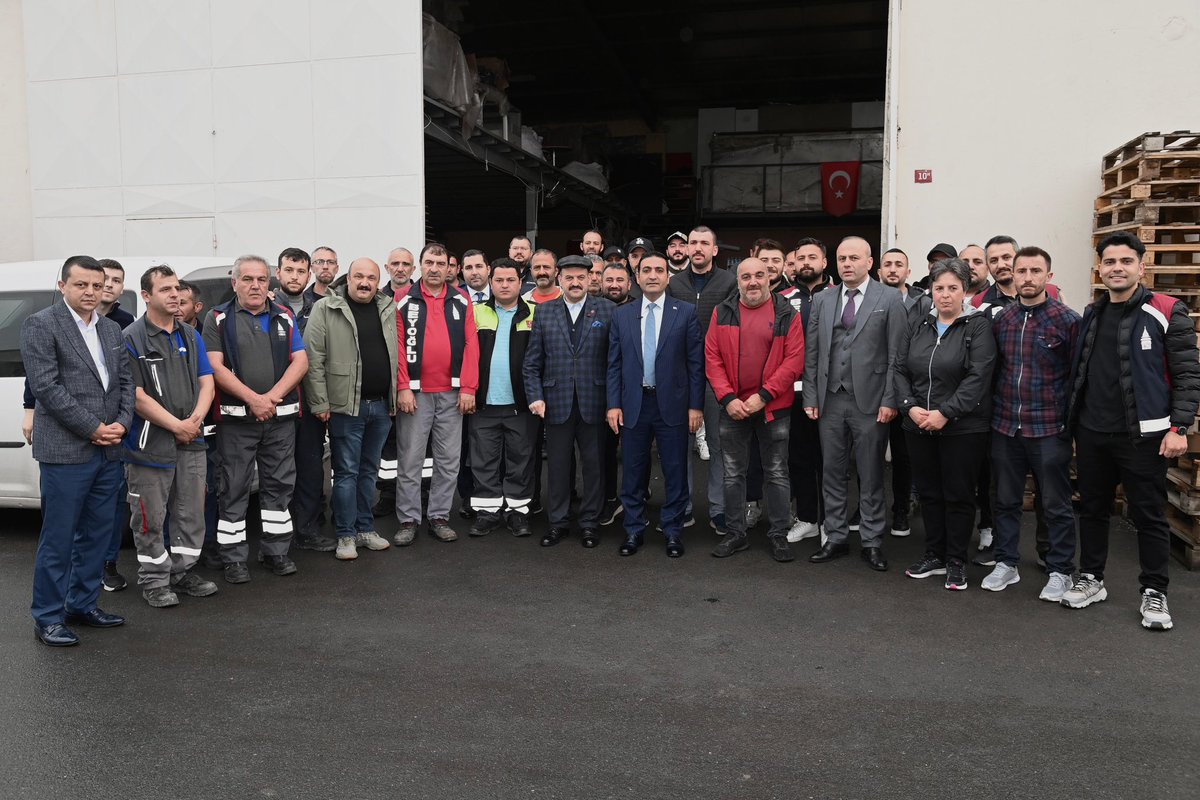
xmin=894 ymin=258 xmax=996 ymax=590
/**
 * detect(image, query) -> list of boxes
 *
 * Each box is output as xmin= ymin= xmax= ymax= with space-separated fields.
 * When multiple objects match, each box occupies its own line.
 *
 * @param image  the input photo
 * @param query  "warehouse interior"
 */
xmin=421 ymin=0 xmax=888 ymax=262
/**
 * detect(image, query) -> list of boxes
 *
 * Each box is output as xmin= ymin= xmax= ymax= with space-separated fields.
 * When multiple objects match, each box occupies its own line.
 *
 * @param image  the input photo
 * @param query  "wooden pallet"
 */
xmin=1099 ymin=177 xmax=1200 ymax=204
xmin=1093 ymin=199 xmax=1200 ymax=229
xmin=1164 ymin=502 xmax=1200 ymax=570
xmin=1102 ymin=131 xmax=1200 ymax=172
xmin=1091 ymin=223 xmax=1200 ymax=246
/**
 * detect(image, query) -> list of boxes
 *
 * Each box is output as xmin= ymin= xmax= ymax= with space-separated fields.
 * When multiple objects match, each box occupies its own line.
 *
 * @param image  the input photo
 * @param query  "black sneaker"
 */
xmin=599 ymin=498 xmax=623 ymax=526
xmin=769 ymin=534 xmax=795 ymax=563
xmin=905 ymin=553 xmax=947 ymax=579
xmin=711 ymin=513 xmax=727 ymax=536
xmin=945 ymin=558 xmax=968 ymax=590
xmin=972 ymin=546 xmax=997 ymax=567
xmin=258 ymin=554 xmax=298 ymax=576
xmin=372 ymin=492 xmax=395 ymax=518
xmin=224 ymin=561 xmax=251 ymax=584
xmin=102 ymin=561 xmax=127 ymax=592
xmin=294 ymin=530 xmax=337 ymax=553
xmin=171 ymin=571 xmax=219 ymax=597
xmin=849 ymin=510 xmax=861 ymax=532
xmin=891 ymin=510 xmax=910 ymax=537
xmin=469 ymin=513 xmax=501 ymax=537
xmin=711 ymin=532 xmax=749 ymax=558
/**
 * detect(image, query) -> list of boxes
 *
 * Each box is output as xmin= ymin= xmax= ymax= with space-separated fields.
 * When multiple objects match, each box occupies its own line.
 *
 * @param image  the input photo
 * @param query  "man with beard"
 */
xmin=385 ymin=247 xmax=416 ymax=297
xmin=602 ymin=263 xmax=634 ymax=305
xmin=580 ymin=229 xmax=604 ymax=256
xmin=960 ymin=244 xmax=990 ymax=300
xmin=603 ymin=246 xmax=627 ymax=273
xmin=587 ymin=254 xmax=605 ymax=297
xmin=757 ymin=239 xmax=790 ymax=293
xmin=665 ymin=231 xmax=689 ymax=275
xmin=626 ymin=237 xmax=652 ymax=275
xmin=275 ymin=248 xmax=319 ymax=329
xmin=311 ymin=246 xmax=340 ymax=299
xmin=461 ymin=250 xmax=491 ymax=303
xmin=879 ymin=248 xmax=924 ymax=309
xmin=523 ymin=249 xmax=563 ymax=304
xmin=509 ymin=235 xmax=533 ymax=281
xmin=875 ymin=247 xmax=919 ymax=537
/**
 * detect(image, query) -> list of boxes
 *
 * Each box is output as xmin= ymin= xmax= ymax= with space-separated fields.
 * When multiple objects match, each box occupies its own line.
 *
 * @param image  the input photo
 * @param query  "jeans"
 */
xmin=719 ymin=412 xmax=792 ymax=539
xmin=1075 ymin=426 xmax=1171 ymax=593
xmin=991 ymin=432 xmax=1076 ymax=575
xmin=907 ymin=431 xmax=988 ymax=563
xmin=330 ymin=399 xmax=394 ymax=537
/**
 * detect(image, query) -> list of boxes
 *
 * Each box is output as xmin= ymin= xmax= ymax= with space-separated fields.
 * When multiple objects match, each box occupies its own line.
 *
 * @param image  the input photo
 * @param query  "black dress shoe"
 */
xmin=34 ymin=622 xmax=79 ymax=647
xmin=809 ymin=541 xmax=850 ymax=563
xmin=619 ymin=535 xmax=642 ymax=556
xmin=541 ymin=528 xmax=568 ymax=547
xmin=581 ymin=529 xmax=600 ymax=548
xmin=64 ymin=608 xmax=125 ymax=628
xmin=861 ymin=546 xmax=888 ymax=571
xmin=665 ymin=538 xmax=684 ymax=558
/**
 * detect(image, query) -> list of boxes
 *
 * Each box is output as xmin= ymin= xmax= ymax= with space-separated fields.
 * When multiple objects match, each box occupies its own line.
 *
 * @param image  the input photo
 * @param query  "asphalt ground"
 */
xmin=0 ymin=462 xmax=1197 ymax=800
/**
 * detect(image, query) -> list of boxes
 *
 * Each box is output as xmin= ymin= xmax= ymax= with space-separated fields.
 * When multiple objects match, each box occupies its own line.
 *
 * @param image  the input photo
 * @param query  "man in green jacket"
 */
xmin=302 ymin=258 xmax=399 ymax=561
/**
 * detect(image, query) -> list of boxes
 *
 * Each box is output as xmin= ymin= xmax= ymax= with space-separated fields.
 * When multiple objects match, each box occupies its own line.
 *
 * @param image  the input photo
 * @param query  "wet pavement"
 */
xmin=0 ymin=468 xmax=1197 ymax=800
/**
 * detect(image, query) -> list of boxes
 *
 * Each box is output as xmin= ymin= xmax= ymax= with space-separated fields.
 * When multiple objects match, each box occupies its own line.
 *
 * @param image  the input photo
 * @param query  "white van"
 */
xmin=0 ymin=257 xmax=237 ymax=507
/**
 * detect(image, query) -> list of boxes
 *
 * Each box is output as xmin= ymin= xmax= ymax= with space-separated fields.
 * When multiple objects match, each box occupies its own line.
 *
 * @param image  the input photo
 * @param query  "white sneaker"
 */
xmin=356 ymin=531 xmax=391 ymax=551
xmin=695 ymin=426 xmax=710 ymax=461
xmin=335 ymin=536 xmax=358 ymax=560
xmin=1060 ymin=573 xmax=1107 ymax=609
xmin=978 ymin=527 xmax=994 ymax=549
xmin=745 ymin=501 xmax=762 ymax=528
xmin=1140 ymin=588 xmax=1173 ymax=631
xmin=786 ymin=519 xmax=821 ymax=543
xmin=981 ymin=563 xmax=1020 ymax=592
xmin=1039 ymin=572 xmax=1073 ymax=602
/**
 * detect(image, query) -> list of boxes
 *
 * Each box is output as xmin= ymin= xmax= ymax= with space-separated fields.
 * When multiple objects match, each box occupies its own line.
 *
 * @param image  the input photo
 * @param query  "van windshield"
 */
xmin=0 ymin=290 xmax=137 ymax=378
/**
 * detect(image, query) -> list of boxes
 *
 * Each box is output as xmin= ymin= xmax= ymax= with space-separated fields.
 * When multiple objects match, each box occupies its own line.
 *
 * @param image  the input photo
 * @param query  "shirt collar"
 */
xmin=65 ymin=299 xmax=98 ymax=329
xmin=641 ymin=295 xmax=661 ymax=313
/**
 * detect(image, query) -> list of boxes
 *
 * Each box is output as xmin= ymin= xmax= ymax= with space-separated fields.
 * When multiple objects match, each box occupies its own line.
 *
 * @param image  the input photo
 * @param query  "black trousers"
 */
xmin=545 ymin=402 xmax=604 ymax=529
xmin=291 ymin=411 xmax=327 ymax=534
xmin=1075 ymin=426 xmax=1171 ymax=593
xmin=888 ymin=417 xmax=911 ymax=517
xmin=789 ymin=410 xmax=823 ymax=523
xmin=603 ymin=426 xmax=620 ymax=502
xmin=907 ymin=431 xmax=988 ymax=563
xmin=469 ymin=406 xmax=537 ymax=521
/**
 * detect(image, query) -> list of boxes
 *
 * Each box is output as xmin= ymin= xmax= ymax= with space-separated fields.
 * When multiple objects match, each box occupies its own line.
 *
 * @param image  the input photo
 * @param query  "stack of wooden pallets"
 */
xmin=1092 ymin=131 xmax=1200 ymax=569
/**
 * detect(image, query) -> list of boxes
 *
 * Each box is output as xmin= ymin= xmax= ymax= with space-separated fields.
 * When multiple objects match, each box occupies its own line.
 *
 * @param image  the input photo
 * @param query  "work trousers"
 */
xmin=32 ymin=451 xmax=123 ymax=627
xmin=991 ymin=431 xmax=1077 ymax=575
xmin=907 ymin=431 xmax=988 ymax=563
xmin=469 ymin=405 xmax=538 ymax=524
xmin=126 ymin=450 xmax=207 ymax=588
xmin=1075 ymin=426 xmax=1171 ymax=593
xmin=720 ymin=412 xmax=792 ymax=539
xmin=329 ymin=399 xmax=393 ymax=538
xmin=819 ymin=390 xmax=889 ymax=546
xmin=396 ymin=390 xmax=462 ymax=523
xmin=216 ymin=419 xmax=297 ymax=563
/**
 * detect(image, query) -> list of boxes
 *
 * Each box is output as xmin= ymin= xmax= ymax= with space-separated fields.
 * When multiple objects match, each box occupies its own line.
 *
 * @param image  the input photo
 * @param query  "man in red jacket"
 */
xmin=705 ymin=257 xmax=805 ymax=562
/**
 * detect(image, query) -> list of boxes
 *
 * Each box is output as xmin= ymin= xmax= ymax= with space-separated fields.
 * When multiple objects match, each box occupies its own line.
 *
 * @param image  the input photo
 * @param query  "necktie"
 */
xmin=840 ymin=288 xmax=859 ymax=329
xmin=475 ymin=291 xmax=484 ymax=303
xmin=643 ymin=302 xmax=657 ymax=387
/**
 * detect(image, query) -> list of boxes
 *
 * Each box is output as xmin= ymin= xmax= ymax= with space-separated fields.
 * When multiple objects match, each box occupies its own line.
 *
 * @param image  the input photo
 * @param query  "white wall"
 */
xmin=886 ymin=0 xmax=1200 ymax=310
xmin=0 ymin=0 xmax=33 ymax=262
xmin=20 ymin=0 xmax=426 ymax=266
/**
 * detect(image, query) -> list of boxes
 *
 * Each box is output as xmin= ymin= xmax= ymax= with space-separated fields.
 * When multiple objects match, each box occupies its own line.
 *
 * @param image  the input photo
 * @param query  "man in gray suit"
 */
xmin=21 ymin=255 xmax=135 ymax=646
xmin=802 ymin=236 xmax=905 ymax=571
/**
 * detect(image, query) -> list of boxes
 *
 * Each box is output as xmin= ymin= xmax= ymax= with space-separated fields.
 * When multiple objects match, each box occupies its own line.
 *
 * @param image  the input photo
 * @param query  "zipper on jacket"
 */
xmin=926 ymin=322 xmax=942 ymax=409
xmin=1014 ymin=311 xmax=1028 ymax=430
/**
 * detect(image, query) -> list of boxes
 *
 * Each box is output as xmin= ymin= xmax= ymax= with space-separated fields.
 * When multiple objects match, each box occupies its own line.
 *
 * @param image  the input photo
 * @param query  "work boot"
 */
xmin=171 ymin=571 xmax=219 ymax=597
xmin=258 ymin=553 xmax=298 ymax=576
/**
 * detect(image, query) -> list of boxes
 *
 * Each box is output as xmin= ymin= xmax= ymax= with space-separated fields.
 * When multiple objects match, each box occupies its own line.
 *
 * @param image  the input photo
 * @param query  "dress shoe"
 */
xmin=35 ymin=622 xmax=79 ymax=647
xmin=581 ymin=529 xmax=600 ymax=548
xmin=541 ymin=527 xmax=568 ymax=547
xmin=861 ymin=546 xmax=888 ymax=571
xmin=619 ymin=535 xmax=642 ymax=556
xmin=64 ymin=608 xmax=125 ymax=628
xmin=665 ymin=537 xmax=684 ymax=558
xmin=809 ymin=541 xmax=850 ymax=563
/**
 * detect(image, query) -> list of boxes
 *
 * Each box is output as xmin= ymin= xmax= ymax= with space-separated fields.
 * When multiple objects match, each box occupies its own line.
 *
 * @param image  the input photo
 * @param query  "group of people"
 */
xmin=20 ymin=225 xmax=1197 ymax=648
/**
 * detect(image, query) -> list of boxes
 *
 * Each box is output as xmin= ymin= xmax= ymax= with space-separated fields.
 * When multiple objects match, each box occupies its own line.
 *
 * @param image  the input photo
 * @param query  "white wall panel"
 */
xmin=120 ymin=71 xmax=214 ymax=185
xmin=33 ymin=187 xmax=123 ymax=218
xmin=217 ymin=180 xmax=314 ymax=213
xmin=124 ymin=216 xmax=216 ymax=256
xmin=210 ymin=0 xmax=310 ymax=68
xmin=26 ymin=77 xmax=121 ymax=189
xmin=316 ymin=207 xmax=416 ymax=265
xmin=310 ymin=0 xmax=421 ymax=60
xmin=216 ymin=210 xmax=315 ymax=259
xmin=23 ymin=0 xmax=116 ymax=81
xmin=0 ymin=0 xmax=33 ymax=261
xmin=124 ymin=184 xmax=216 ymax=216
xmin=312 ymin=55 xmax=421 ymax=178
xmin=316 ymin=175 xmax=420 ymax=208
xmin=115 ymin=0 xmax=211 ymax=74
xmin=213 ymin=63 xmax=313 ymax=182
xmin=33 ymin=216 xmax=124 ymax=259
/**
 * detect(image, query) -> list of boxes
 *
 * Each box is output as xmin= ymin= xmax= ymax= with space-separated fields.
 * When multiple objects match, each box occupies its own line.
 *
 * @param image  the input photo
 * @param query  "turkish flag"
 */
xmin=820 ymin=161 xmax=860 ymax=217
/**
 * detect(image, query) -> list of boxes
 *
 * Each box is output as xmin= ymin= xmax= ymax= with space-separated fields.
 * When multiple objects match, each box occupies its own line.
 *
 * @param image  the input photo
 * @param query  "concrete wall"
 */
xmin=886 ymin=0 xmax=1200 ymax=309
xmin=0 ymin=0 xmax=32 ymax=262
xmin=17 ymin=0 xmax=426 ymax=265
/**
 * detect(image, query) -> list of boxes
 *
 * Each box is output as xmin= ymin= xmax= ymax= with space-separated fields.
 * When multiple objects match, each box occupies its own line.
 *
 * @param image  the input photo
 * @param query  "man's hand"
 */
xmin=919 ymin=409 xmax=949 ymax=431
xmin=877 ymin=406 xmax=897 ymax=424
xmin=804 ymin=406 xmax=819 ymax=420
xmin=247 ymin=393 xmax=276 ymax=421
xmin=743 ymin=395 xmax=766 ymax=416
xmin=21 ymin=409 xmax=33 ymax=445
xmin=316 ymin=411 xmax=331 ymax=422
xmin=726 ymin=398 xmax=749 ymax=420
xmin=908 ymin=406 xmax=929 ymax=426
xmin=607 ymin=408 xmax=623 ymax=434
xmin=458 ymin=393 xmax=476 ymax=415
xmin=529 ymin=400 xmax=546 ymax=418
xmin=398 ymin=389 xmax=417 ymax=415
xmin=1161 ymin=429 xmax=1189 ymax=459
xmin=91 ymin=422 xmax=125 ymax=446
xmin=688 ymin=409 xmax=703 ymax=433
xmin=174 ymin=415 xmax=202 ymax=445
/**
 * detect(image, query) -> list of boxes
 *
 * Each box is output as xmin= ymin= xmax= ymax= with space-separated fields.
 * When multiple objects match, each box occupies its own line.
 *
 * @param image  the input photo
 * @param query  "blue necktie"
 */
xmin=643 ymin=302 xmax=657 ymax=387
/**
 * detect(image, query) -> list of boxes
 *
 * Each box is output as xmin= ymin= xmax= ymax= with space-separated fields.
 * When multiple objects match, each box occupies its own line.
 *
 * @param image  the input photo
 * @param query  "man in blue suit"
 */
xmin=21 ymin=256 xmax=135 ymax=646
xmin=607 ymin=252 xmax=704 ymax=557
xmin=523 ymin=255 xmax=615 ymax=548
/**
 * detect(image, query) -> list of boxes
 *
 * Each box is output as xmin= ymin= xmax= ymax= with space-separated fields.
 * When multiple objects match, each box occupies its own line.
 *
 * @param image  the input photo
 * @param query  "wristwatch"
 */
xmin=1172 ymin=425 xmax=1189 ymax=436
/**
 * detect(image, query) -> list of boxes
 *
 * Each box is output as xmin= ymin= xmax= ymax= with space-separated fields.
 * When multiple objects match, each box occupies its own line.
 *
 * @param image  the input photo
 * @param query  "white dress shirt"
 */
xmin=566 ymin=299 xmax=585 ymax=323
xmin=65 ymin=300 xmax=110 ymax=391
xmin=839 ymin=282 xmax=864 ymax=316
xmin=469 ymin=286 xmax=491 ymax=303
xmin=640 ymin=296 xmax=664 ymax=348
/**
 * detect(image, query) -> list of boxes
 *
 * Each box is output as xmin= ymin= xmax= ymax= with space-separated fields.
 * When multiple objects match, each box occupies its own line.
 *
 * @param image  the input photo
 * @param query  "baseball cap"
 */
xmin=926 ymin=242 xmax=957 ymax=261
xmin=666 ymin=231 xmax=687 ymax=245
xmin=626 ymin=236 xmax=653 ymax=253
xmin=602 ymin=246 xmax=625 ymax=259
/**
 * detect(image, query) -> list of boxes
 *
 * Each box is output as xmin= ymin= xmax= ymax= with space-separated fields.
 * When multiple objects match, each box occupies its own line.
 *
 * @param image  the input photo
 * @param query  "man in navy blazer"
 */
xmin=523 ymin=256 xmax=616 ymax=547
xmin=607 ymin=253 xmax=704 ymax=557
xmin=20 ymin=256 xmax=135 ymax=646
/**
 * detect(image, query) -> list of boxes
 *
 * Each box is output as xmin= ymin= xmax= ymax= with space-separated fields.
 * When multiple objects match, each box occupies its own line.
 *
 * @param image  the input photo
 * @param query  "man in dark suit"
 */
xmin=20 ymin=255 xmax=135 ymax=646
xmin=523 ymin=255 xmax=615 ymax=547
xmin=802 ymin=236 xmax=906 ymax=571
xmin=606 ymin=252 xmax=704 ymax=557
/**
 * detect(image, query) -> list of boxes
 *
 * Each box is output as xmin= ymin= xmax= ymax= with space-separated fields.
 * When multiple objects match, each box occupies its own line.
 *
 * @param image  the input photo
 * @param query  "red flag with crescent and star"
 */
xmin=820 ymin=161 xmax=860 ymax=217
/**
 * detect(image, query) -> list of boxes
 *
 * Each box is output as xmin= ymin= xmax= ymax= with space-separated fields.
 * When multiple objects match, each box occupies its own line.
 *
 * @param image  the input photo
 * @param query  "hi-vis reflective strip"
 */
xmin=1140 ymin=416 xmax=1170 ymax=434
xmin=421 ymin=458 xmax=433 ymax=479
xmin=378 ymin=459 xmax=398 ymax=480
xmin=451 ymin=377 xmax=461 ymax=388
xmin=202 ymin=425 xmax=216 ymax=437
xmin=172 ymin=545 xmax=203 ymax=557
xmin=409 ymin=380 xmax=422 ymax=390
xmin=260 ymin=508 xmax=293 ymax=535
xmin=506 ymin=497 xmax=531 ymax=514
xmin=276 ymin=402 xmax=300 ymax=417
xmin=217 ymin=518 xmax=247 ymax=544
xmin=220 ymin=405 xmax=248 ymax=417
xmin=137 ymin=550 xmax=170 ymax=565
xmin=794 ymin=379 xmax=803 ymax=392
xmin=470 ymin=497 xmax=504 ymax=511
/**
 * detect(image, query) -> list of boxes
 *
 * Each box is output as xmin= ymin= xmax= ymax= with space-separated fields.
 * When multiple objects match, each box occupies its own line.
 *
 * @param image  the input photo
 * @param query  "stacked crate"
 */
xmin=1092 ymin=131 xmax=1200 ymax=568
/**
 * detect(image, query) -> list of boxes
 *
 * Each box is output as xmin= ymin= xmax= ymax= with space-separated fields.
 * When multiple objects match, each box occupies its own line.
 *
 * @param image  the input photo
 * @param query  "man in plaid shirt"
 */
xmin=980 ymin=246 xmax=1081 ymax=601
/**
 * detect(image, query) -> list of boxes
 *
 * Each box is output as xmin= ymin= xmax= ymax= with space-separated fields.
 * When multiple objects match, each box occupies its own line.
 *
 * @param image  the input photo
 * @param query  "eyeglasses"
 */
xmin=313 ymin=258 xmax=337 ymax=266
